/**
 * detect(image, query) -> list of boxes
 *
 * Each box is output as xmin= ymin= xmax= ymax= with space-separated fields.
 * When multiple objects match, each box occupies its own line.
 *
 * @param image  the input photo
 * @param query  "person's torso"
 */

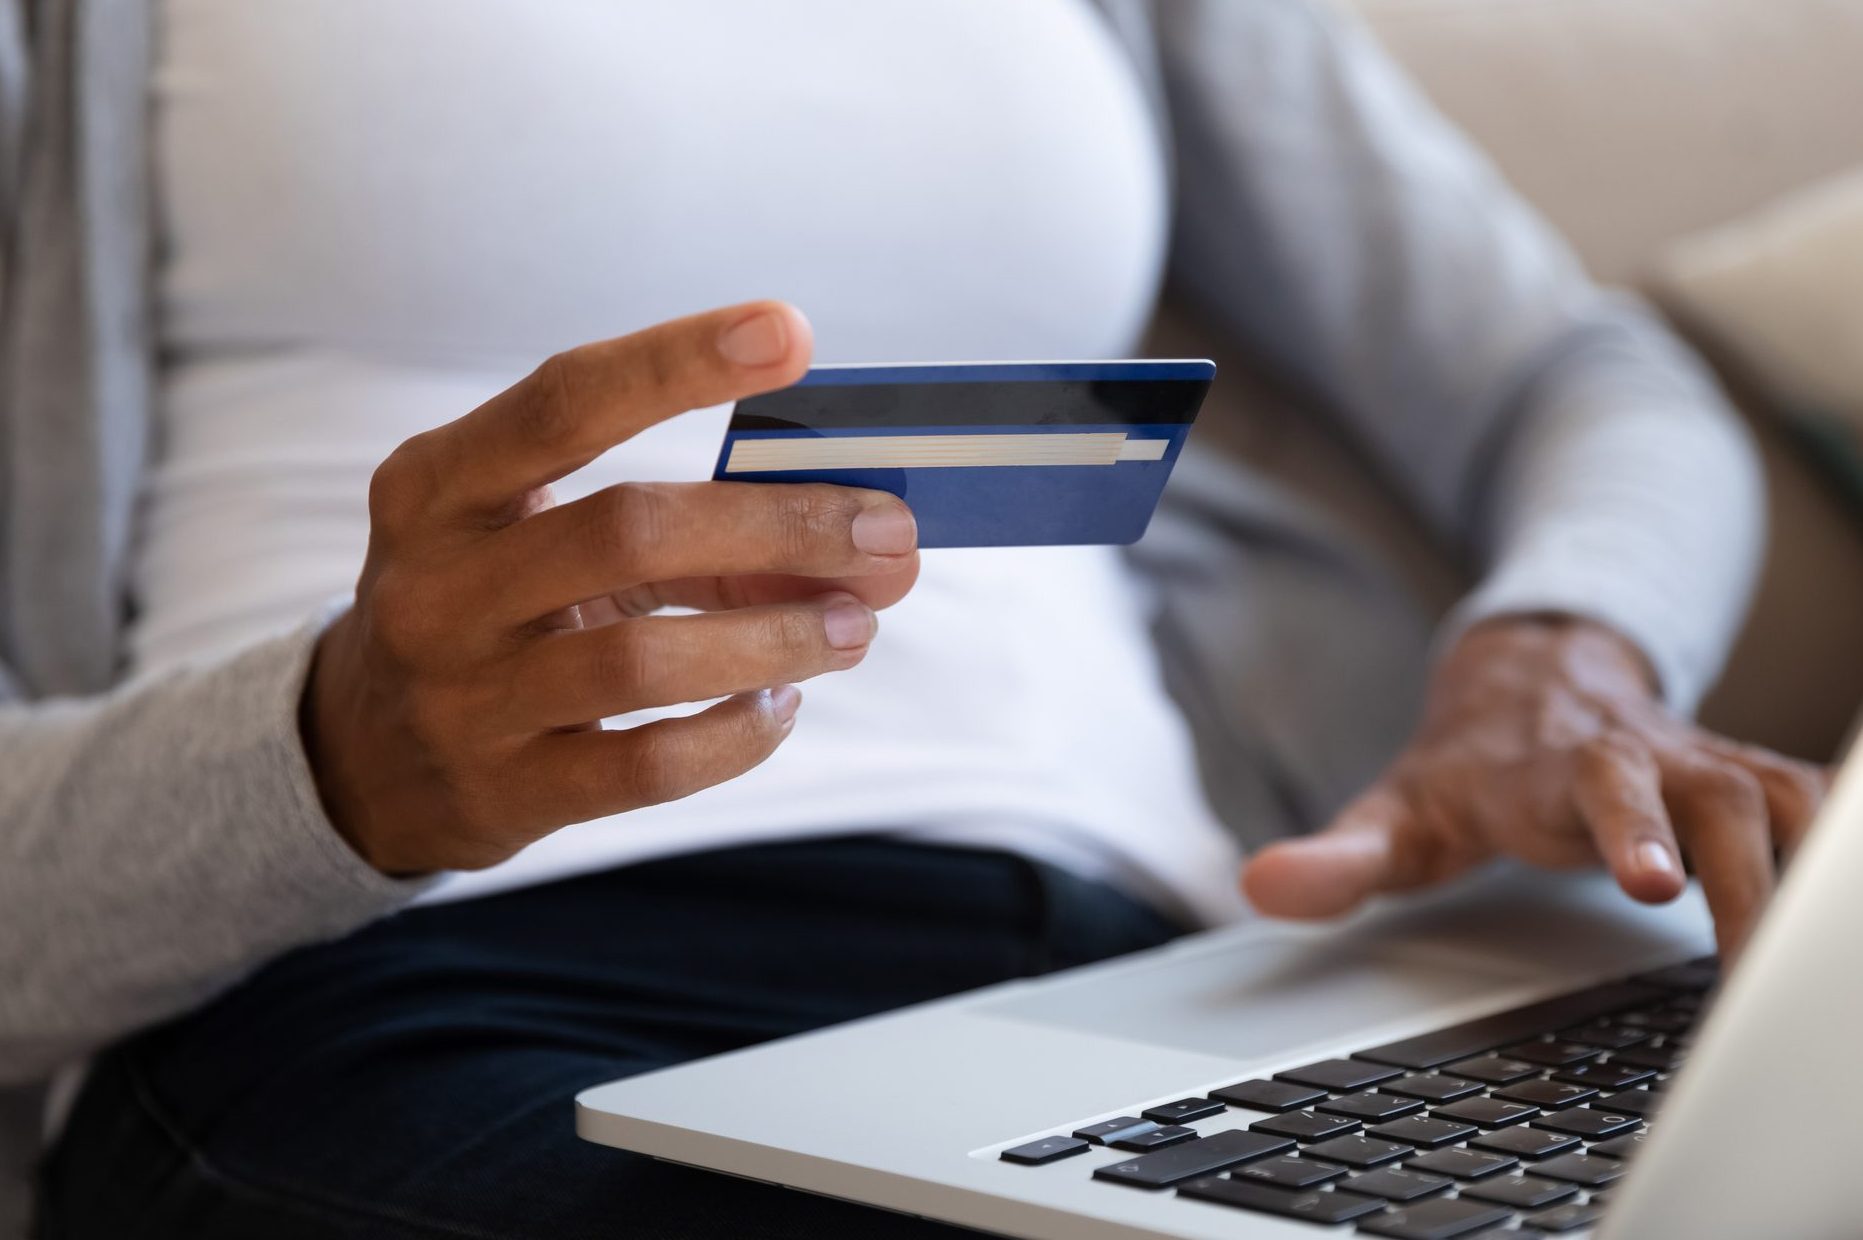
xmin=138 ymin=0 xmax=1245 ymax=922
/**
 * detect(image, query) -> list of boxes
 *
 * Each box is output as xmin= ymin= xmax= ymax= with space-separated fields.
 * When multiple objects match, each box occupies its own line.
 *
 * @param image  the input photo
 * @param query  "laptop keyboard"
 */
xmin=997 ymin=957 xmax=1716 ymax=1237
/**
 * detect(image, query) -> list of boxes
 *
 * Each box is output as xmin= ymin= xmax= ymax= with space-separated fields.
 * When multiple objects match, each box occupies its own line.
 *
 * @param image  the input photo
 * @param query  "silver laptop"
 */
xmin=578 ymin=743 xmax=1862 ymax=1239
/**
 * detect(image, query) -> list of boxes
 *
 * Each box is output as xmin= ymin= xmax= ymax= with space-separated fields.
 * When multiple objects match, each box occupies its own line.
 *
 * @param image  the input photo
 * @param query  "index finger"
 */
xmin=1573 ymin=731 xmax=1687 ymax=906
xmin=421 ymin=301 xmax=813 ymax=519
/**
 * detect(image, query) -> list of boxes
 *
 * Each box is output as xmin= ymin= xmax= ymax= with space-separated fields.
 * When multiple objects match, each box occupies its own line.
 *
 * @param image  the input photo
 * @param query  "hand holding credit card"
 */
xmin=713 ymin=361 xmax=1215 ymax=547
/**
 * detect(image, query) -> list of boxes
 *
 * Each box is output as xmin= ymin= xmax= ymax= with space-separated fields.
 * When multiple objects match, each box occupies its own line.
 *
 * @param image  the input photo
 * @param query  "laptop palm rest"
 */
xmin=975 ymin=934 xmax=1522 ymax=1061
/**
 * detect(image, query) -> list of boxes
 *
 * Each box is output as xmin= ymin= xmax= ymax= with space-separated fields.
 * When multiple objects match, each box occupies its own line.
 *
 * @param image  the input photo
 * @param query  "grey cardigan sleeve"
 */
xmin=0 ymin=620 xmax=429 ymax=1084
xmin=1152 ymin=0 xmax=1763 ymax=713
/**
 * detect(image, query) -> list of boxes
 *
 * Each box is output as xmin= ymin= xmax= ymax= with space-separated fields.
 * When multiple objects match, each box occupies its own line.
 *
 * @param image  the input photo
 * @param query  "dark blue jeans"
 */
xmin=38 ymin=837 xmax=1184 ymax=1239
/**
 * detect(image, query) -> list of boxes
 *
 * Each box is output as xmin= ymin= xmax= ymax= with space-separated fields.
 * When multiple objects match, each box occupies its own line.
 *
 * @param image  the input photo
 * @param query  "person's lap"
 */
xmin=37 ymin=836 xmax=1184 ymax=1240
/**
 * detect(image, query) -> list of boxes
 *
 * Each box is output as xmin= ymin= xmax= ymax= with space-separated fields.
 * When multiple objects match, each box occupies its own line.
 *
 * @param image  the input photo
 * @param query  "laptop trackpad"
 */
xmin=976 ymin=934 xmax=1523 ymax=1063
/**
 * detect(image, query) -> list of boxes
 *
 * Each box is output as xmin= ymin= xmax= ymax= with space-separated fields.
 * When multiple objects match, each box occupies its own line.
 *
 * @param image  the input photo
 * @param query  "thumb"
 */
xmin=1241 ymin=783 xmax=1415 ymax=919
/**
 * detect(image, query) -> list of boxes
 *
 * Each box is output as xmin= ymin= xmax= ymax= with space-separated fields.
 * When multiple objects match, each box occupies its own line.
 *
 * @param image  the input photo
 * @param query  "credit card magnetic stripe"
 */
xmin=729 ymin=376 xmax=1209 ymax=432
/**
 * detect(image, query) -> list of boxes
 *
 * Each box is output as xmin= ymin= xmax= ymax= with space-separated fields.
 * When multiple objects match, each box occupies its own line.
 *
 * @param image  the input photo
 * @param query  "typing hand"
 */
xmin=1241 ymin=616 xmax=1830 ymax=960
xmin=301 ymin=302 xmax=920 ymax=875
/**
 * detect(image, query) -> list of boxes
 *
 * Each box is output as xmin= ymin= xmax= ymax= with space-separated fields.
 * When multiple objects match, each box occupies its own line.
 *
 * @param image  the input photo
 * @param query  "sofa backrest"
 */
xmin=1351 ymin=0 xmax=1863 ymax=286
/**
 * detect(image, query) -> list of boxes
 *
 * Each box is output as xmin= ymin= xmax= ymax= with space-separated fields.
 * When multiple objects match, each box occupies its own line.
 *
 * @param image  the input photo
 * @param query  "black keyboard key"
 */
xmin=1528 ymin=1201 xmax=1607 ymax=1233
xmin=1072 ymin=1117 xmax=1153 ymax=1146
xmin=1367 ymin=1115 xmax=1478 ymax=1150
xmin=1000 ymin=1136 xmax=1089 ymax=1165
xmin=1277 ymin=1059 xmax=1405 ymax=1092
xmin=1553 ymin=1063 xmax=1655 ymax=1091
xmin=1469 ymin=1127 xmax=1581 ymax=1159
xmin=1445 ymin=1055 xmax=1539 ymax=1085
xmin=1532 ymin=1151 xmax=1627 ymax=1187
xmin=1110 ymin=1124 xmax=1199 ymax=1152
xmin=1590 ymin=1132 xmax=1651 ymax=1160
xmin=1532 ymin=1108 xmax=1641 ymax=1140
xmin=1343 ymin=1166 xmax=1454 ymax=1202
xmin=1354 ymin=982 xmax=1665 ymax=1070
xmin=1404 ymin=1147 xmax=1519 ymax=1180
xmin=1229 ymin=1153 xmax=1347 ymax=1189
xmin=1305 ymin=1134 xmax=1416 ymax=1168
xmin=1459 ymin=1173 xmax=1577 ymax=1210
xmin=1177 ymin=1176 xmax=1385 ymax=1223
xmin=1095 ymin=1129 xmax=1295 ymax=1189
xmin=1357 ymin=1196 xmax=1516 ymax=1239
xmin=1610 ymin=1043 xmax=1684 ymax=1072
xmin=1250 ymin=1110 xmax=1362 ymax=1142
xmin=1619 ymin=1008 xmax=1693 ymax=1034
xmin=1632 ymin=956 xmax=1718 ymax=992
xmin=1492 ymin=1080 xmax=1597 ymax=1110
xmin=1433 ymin=1097 xmax=1539 ymax=1128
xmin=1595 ymin=1088 xmax=1661 ymax=1117
xmin=1211 ymin=1078 xmax=1329 ymax=1112
xmin=1384 ymin=1074 xmax=1485 ymax=1103
xmin=1503 ymin=1041 xmax=1599 ymax=1068
xmin=1319 ymin=1092 xmax=1427 ymax=1122
xmin=1562 ymin=1022 xmax=1651 ymax=1050
xmin=1142 ymin=1098 xmax=1226 ymax=1125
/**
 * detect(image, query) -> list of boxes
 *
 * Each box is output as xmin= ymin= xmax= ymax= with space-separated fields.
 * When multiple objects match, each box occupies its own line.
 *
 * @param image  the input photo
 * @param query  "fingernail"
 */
xmin=1636 ymin=841 xmax=1678 ymax=878
xmin=769 ymin=684 xmax=802 ymax=724
xmin=851 ymin=503 xmax=916 ymax=556
xmin=823 ymin=599 xmax=876 ymax=650
xmin=717 ymin=310 xmax=789 ymax=368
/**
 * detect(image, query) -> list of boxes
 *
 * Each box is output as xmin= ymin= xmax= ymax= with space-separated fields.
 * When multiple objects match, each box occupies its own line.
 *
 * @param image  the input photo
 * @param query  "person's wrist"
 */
xmin=1451 ymin=613 xmax=1659 ymax=703
xmin=299 ymin=611 xmax=425 ymax=877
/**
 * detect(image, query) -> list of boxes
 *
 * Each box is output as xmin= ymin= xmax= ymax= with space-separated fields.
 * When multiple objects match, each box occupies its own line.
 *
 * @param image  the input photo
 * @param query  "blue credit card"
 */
xmin=712 ymin=360 xmax=1215 ymax=547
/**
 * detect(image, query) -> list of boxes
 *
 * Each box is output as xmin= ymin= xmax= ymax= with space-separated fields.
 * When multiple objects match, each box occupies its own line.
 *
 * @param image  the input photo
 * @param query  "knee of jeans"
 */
xmin=36 ymin=1056 xmax=192 ymax=1239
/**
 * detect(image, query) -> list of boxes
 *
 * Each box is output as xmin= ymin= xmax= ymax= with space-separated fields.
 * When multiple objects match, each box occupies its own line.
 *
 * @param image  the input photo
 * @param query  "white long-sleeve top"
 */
xmin=136 ymin=0 xmax=1247 ymax=925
